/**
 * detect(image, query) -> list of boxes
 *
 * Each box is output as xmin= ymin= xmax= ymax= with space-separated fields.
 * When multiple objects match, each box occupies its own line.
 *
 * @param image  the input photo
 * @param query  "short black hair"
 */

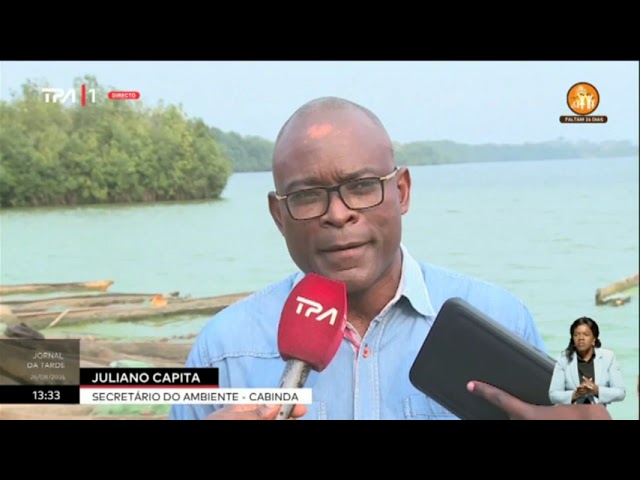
xmin=564 ymin=316 xmax=602 ymax=361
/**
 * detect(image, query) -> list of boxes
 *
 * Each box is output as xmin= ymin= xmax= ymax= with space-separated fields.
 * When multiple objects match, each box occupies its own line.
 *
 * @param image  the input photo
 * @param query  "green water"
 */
xmin=1 ymin=156 xmax=638 ymax=419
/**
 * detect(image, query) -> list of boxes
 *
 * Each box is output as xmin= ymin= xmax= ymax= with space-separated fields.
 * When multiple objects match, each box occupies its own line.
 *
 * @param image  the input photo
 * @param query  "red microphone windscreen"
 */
xmin=277 ymin=273 xmax=347 ymax=371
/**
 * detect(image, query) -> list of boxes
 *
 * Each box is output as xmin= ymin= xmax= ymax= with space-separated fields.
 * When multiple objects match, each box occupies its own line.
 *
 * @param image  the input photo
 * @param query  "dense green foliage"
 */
xmin=1 ymin=76 xmax=637 ymax=208
xmin=210 ymin=127 xmax=273 ymax=173
xmin=1 ymin=76 xmax=232 ymax=208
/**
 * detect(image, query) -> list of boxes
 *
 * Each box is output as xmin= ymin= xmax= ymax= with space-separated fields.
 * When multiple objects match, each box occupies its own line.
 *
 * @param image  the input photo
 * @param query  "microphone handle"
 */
xmin=274 ymin=359 xmax=311 ymax=420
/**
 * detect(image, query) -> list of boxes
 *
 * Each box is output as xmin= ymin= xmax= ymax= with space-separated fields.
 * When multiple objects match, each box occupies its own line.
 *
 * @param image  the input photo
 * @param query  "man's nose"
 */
xmin=322 ymin=191 xmax=357 ymax=225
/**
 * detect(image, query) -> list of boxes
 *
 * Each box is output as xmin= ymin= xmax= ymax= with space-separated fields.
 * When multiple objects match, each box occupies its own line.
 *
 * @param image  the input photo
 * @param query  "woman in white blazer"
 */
xmin=549 ymin=317 xmax=626 ymax=406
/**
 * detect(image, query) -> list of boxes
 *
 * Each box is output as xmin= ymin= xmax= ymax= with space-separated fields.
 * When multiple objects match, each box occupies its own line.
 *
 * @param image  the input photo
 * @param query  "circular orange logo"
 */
xmin=567 ymin=82 xmax=599 ymax=115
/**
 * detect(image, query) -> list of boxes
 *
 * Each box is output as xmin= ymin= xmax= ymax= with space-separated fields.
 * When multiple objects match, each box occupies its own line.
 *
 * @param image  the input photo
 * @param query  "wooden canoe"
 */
xmin=0 ymin=280 xmax=114 ymax=296
xmin=595 ymin=273 xmax=639 ymax=306
xmin=1 ymin=292 xmax=182 ymax=313
xmin=1 ymin=291 xmax=252 ymax=330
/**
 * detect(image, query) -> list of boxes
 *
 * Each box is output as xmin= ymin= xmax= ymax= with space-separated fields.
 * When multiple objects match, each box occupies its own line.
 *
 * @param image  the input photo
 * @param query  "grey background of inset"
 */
xmin=0 ymin=339 xmax=80 ymax=385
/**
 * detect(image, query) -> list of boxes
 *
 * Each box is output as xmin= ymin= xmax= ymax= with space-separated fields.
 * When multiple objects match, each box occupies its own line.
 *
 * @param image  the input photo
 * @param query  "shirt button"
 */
xmin=363 ymin=346 xmax=371 ymax=358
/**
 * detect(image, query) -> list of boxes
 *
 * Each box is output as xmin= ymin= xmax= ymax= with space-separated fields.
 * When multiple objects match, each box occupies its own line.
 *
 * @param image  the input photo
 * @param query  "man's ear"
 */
xmin=397 ymin=167 xmax=411 ymax=215
xmin=268 ymin=192 xmax=285 ymax=234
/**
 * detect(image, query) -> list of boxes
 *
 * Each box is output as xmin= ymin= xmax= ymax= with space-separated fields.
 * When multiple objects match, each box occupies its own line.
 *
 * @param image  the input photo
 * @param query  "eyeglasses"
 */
xmin=274 ymin=167 xmax=400 ymax=220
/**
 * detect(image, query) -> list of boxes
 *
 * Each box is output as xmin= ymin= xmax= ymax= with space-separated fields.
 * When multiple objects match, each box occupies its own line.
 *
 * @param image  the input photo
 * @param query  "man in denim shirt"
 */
xmin=170 ymin=96 xmax=548 ymax=420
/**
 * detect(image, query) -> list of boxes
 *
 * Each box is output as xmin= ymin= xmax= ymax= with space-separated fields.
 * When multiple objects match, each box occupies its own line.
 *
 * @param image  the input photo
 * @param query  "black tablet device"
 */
xmin=409 ymin=297 xmax=556 ymax=420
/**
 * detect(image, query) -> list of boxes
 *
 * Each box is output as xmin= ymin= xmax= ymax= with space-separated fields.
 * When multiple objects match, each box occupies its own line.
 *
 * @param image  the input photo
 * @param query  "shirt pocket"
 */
xmin=402 ymin=394 xmax=459 ymax=420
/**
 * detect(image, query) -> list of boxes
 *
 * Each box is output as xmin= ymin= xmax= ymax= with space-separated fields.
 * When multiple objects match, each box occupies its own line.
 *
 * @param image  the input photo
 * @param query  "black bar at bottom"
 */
xmin=0 ymin=385 xmax=79 ymax=404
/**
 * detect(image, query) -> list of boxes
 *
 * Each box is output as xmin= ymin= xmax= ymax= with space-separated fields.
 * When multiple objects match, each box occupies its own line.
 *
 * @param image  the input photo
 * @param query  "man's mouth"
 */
xmin=320 ymin=242 xmax=368 ymax=253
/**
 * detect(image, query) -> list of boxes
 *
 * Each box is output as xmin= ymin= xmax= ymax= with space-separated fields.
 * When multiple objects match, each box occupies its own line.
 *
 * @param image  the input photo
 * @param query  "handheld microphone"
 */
xmin=275 ymin=272 xmax=347 ymax=420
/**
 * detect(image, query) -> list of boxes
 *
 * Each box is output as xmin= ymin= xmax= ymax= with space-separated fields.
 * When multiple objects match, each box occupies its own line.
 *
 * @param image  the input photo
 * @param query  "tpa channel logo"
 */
xmin=295 ymin=296 xmax=339 ymax=325
xmin=41 ymin=84 xmax=140 ymax=106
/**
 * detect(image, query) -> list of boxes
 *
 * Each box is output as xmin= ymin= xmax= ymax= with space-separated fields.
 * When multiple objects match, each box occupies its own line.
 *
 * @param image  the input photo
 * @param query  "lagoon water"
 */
xmin=1 ymin=156 xmax=638 ymax=419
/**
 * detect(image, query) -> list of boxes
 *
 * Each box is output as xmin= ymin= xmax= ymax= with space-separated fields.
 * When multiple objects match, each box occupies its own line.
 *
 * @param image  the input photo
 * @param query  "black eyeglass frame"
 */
xmin=273 ymin=166 xmax=400 ymax=220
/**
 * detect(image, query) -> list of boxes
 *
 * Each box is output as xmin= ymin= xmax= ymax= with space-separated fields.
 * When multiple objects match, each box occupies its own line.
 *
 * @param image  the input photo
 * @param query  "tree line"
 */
xmin=1 ymin=76 xmax=637 ymax=208
xmin=1 ymin=76 xmax=232 ymax=208
xmin=215 ymin=131 xmax=638 ymax=172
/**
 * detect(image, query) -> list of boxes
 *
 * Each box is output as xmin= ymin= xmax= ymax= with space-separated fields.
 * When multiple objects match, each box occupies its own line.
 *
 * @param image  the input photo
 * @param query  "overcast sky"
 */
xmin=1 ymin=61 xmax=637 ymax=145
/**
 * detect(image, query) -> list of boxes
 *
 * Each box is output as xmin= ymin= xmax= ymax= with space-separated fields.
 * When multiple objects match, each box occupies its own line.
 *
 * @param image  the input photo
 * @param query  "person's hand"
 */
xmin=573 ymin=384 xmax=590 ymax=401
xmin=572 ymin=377 xmax=593 ymax=401
xmin=205 ymin=404 xmax=308 ymax=420
xmin=582 ymin=376 xmax=599 ymax=396
xmin=467 ymin=381 xmax=611 ymax=420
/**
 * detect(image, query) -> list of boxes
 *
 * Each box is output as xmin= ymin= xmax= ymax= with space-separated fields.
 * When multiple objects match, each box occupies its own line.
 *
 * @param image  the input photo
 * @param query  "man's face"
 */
xmin=268 ymin=108 xmax=411 ymax=294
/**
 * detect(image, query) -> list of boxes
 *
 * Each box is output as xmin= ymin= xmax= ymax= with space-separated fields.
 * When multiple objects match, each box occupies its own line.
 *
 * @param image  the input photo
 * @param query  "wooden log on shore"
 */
xmin=595 ymin=273 xmax=639 ymax=306
xmin=80 ymin=340 xmax=192 ymax=366
xmin=1 ymin=292 xmax=182 ymax=313
xmin=2 ymin=291 xmax=252 ymax=329
xmin=0 ymin=304 xmax=19 ymax=324
xmin=0 ymin=280 xmax=114 ymax=296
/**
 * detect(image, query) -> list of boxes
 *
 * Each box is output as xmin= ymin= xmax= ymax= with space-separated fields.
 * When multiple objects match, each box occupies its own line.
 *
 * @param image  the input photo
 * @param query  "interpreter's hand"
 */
xmin=582 ymin=376 xmax=600 ymax=396
xmin=205 ymin=403 xmax=308 ymax=420
xmin=573 ymin=383 xmax=590 ymax=401
xmin=467 ymin=381 xmax=611 ymax=420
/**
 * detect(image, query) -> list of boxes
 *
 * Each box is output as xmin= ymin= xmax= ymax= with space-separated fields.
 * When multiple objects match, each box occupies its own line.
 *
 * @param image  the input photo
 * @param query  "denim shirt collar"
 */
xmin=398 ymin=243 xmax=436 ymax=319
xmin=291 ymin=243 xmax=436 ymax=320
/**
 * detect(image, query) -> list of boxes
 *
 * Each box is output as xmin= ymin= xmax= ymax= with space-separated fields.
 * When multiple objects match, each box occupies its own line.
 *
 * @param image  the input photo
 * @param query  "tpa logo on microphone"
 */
xmin=295 ymin=297 xmax=338 ymax=325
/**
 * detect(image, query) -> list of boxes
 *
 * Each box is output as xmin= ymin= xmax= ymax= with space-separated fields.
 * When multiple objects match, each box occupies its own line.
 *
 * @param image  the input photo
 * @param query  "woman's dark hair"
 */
xmin=565 ymin=316 xmax=602 ymax=361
